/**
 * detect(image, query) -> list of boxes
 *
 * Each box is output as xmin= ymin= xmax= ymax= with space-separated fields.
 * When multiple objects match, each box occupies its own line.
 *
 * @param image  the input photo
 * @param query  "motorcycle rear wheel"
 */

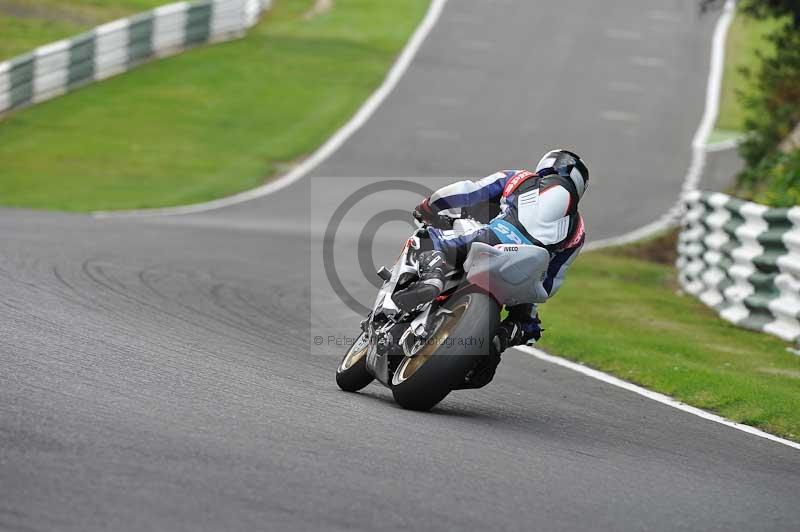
xmin=336 ymin=331 xmax=374 ymax=392
xmin=391 ymin=292 xmax=499 ymax=411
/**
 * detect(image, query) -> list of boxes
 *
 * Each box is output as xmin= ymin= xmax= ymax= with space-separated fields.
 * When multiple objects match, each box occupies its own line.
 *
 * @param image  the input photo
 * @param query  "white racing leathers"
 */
xmin=426 ymin=169 xmax=585 ymax=337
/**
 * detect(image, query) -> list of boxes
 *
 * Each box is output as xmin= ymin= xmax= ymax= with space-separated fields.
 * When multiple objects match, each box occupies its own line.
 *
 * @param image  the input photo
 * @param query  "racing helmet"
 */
xmin=535 ymin=149 xmax=589 ymax=198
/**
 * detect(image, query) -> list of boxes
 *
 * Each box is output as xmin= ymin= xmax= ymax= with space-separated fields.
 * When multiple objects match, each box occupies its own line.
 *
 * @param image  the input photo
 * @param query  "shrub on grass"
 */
xmin=737 ymin=22 xmax=800 ymax=168
xmin=735 ymin=1 xmax=800 ymax=206
xmin=738 ymin=149 xmax=800 ymax=206
xmin=739 ymin=0 xmax=800 ymax=25
xmin=702 ymin=0 xmax=800 ymax=206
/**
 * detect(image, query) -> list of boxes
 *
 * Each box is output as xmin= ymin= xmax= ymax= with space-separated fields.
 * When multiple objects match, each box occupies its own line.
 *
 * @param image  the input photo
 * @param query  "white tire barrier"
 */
xmin=678 ymin=190 xmax=800 ymax=344
xmin=0 ymin=0 xmax=271 ymax=116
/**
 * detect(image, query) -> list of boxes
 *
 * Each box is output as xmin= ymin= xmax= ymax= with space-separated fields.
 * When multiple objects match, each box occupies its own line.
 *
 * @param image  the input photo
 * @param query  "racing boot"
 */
xmin=457 ymin=347 xmax=502 ymax=389
xmin=493 ymin=309 xmax=542 ymax=352
xmin=392 ymin=250 xmax=451 ymax=313
xmin=457 ymin=312 xmax=542 ymax=389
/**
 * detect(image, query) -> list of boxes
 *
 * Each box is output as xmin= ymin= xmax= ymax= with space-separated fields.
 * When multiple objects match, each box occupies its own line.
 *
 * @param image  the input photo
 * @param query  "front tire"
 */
xmin=391 ymin=292 xmax=499 ymax=411
xmin=336 ymin=332 xmax=374 ymax=392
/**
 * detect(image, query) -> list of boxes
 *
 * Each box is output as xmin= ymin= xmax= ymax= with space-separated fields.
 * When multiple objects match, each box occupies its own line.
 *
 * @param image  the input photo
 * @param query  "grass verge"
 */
xmin=0 ymin=1 xmax=167 ymax=60
xmin=536 ymin=236 xmax=800 ymax=442
xmin=714 ymin=7 xmax=779 ymax=135
xmin=0 ymin=0 xmax=429 ymax=211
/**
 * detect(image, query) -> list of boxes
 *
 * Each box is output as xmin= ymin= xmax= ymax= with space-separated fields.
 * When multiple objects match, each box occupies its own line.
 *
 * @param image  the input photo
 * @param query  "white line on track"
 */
xmin=516 ymin=346 xmax=800 ymax=450
xmin=525 ymin=0 xmax=799 ymax=452
xmin=600 ymin=110 xmax=640 ymax=123
xmin=93 ymin=0 xmax=450 ymax=219
xmin=705 ymin=136 xmax=742 ymax=152
xmin=583 ymin=0 xmax=736 ymax=250
xmin=630 ymin=55 xmax=667 ymax=68
xmin=96 ymin=0 xmax=797 ymax=450
xmin=608 ymin=81 xmax=644 ymax=92
xmin=603 ymin=28 xmax=642 ymax=40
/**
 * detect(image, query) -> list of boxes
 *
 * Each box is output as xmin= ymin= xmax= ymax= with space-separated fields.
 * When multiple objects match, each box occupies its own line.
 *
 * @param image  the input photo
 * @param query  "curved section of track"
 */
xmin=1 ymin=2 xmax=798 ymax=531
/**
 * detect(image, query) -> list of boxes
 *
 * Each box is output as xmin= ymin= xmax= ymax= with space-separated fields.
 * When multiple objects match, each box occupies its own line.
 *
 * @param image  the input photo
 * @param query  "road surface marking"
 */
xmin=522 ymin=0 xmax=800 ymax=452
xmin=648 ymin=10 xmax=680 ymax=22
xmin=601 ymin=110 xmax=640 ymax=123
xmin=518 ymin=346 xmax=800 ymax=450
xmin=608 ymin=81 xmax=644 ymax=92
xmin=604 ymin=29 xmax=642 ymax=40
xmin=418 ymin=129 xmax=461 ymax=140
xmin=93 ymin=0 xmax=451 ymax=218
xmin=631 ymin=55 xmax=667 ymax=68
xmin=91 ymin=0 xmax=792 ymax=451
xmin=587 ymin=0 xmax=735 ymax=249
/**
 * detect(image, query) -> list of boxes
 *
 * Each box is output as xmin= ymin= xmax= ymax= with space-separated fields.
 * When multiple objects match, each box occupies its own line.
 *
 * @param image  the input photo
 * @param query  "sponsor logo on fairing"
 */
xmin=494 ymin=245 xmax=520 ymax=252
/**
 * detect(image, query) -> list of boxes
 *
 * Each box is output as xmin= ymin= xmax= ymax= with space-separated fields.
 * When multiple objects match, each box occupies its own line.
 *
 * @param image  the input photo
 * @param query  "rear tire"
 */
xmin=391 ymin=292 xmax=499 ymax=411
xmin=336 ymin=332 xmax=374 ymax=392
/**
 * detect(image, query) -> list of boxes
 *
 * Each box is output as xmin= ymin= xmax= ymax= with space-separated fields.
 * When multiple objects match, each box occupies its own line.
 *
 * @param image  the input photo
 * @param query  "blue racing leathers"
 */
xmin=423 ymin=169 xmax=586 ymax=342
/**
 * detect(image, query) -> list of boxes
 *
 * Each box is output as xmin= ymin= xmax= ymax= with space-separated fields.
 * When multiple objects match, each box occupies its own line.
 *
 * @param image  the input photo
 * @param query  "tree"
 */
xmin=740 ymin=0 xmax=800 ymax=27
xmin=736 ymin=6 xmax=800 ymax=167
xmin=701 ymin=0 xmax=800 ymax=205
xmin=701 ymin=0 xmax=800 ymax=27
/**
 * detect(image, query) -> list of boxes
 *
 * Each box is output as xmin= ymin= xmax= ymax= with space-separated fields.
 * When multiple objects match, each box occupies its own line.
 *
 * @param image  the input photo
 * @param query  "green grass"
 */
xmin=536 ymin=246 xmax=800 ymax=442
xmin=0 ymin=0 xmax=429 ymax=211
xmin=0 ymin=1 xmax=167 ymax=60
xmin=714 ymin=9 xmax=780 ymax=134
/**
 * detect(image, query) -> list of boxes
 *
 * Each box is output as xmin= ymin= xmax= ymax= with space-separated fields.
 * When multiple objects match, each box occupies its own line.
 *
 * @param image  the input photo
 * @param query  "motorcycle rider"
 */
xmin=392 ymin=149 xmax=588 ymax=387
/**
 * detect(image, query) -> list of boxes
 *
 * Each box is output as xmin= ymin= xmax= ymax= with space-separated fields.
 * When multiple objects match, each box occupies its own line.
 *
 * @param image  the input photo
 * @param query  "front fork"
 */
xmin=364 ymin=302 xmax=450 ymax=385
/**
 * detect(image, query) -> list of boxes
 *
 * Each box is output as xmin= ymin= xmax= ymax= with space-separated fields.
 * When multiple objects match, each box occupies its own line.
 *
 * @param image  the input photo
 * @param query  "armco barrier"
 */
xmin=0 ymin=0 xmax=271 ymax=116
xmin=678 ymin=190 xmax=800 ymax=344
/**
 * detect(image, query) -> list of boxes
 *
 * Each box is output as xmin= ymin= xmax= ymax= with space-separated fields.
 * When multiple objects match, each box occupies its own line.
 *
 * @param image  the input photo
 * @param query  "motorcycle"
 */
xmin=335 ymin=215 xmax=551 ymax=411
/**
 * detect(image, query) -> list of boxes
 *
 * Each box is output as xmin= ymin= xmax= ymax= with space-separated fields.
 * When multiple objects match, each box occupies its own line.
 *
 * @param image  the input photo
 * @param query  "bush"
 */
xmin=739 ymin=0 xmax=800 ymax=26
xmin=738 ymin=149 xmax=800 ymax=206
xmin=703 ymin=0 xmax=800 ymax=206
xmin=737 ymin=23 xmax=800 ymax=167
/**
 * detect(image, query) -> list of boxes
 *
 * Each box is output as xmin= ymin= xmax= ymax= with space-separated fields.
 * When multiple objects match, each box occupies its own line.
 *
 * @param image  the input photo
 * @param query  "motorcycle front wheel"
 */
xmin=336 ymin=331 xmax=374 ymax=392
xmin=391 ymin=292 xmax=499 ymax=411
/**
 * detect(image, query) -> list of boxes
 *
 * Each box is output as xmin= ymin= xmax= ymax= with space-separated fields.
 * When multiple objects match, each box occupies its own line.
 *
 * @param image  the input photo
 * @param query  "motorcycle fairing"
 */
xmin=463 ymin=242 xmax=550 ymax=306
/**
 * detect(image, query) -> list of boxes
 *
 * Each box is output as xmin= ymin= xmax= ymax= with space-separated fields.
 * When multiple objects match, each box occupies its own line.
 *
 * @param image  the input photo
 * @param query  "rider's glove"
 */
xmin=413 ymin=199 xmax=453 ymax=230
xmin=413 ymin=198 xmax=437 ymax=224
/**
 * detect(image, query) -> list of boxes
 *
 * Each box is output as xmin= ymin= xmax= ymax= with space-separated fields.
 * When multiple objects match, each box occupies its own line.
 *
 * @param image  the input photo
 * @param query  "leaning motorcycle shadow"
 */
xmin=338 ymin=385 xmax=590 ymax=448
xmin=342 ymin=386 xmax=510 ymax=420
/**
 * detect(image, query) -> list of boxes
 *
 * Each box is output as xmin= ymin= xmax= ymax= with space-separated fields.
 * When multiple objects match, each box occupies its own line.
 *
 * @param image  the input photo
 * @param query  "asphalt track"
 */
xmin=1 ymin=1 xmax=798 ymax=531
